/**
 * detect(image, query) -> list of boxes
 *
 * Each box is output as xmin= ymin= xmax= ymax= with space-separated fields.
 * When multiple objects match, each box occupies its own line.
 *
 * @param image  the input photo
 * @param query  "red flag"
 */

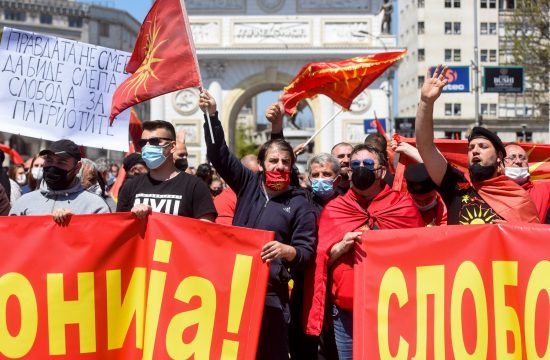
xmin=371 ymin=113 xmax=389 ymax=140
xmin=282 ymin=51 xmax=407 ymax=115
xmin=129 ymin=108 xmax=143 ymax=152
xmin=0 ymin=144 xmax=24 ymax=164
xmin=109 ymin=0 xmax=201 ymax=124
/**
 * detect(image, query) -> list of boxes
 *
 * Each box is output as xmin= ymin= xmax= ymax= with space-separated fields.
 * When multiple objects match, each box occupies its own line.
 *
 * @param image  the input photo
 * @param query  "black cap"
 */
xmin=39 ymin=139 xmax=81 ymax=161
xmin=468 ymin=127 xmax=506 ymax=159
xmin=123 ymin=153 xmax=146 ymax=172
xmin=405 ymin=163 xmax=437 ymax=194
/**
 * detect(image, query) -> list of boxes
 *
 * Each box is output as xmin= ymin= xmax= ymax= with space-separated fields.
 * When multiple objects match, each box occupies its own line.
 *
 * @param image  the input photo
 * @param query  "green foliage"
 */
xmin=235 ymin=125 xmax=259 ymax=159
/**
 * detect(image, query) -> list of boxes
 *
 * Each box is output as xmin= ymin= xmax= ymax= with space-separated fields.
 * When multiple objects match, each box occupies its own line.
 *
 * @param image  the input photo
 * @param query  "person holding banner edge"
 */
xmin=415 ymin=65 xmax=539 ymax=224
xmin=200 ymin=89 xmax=317 ymax=360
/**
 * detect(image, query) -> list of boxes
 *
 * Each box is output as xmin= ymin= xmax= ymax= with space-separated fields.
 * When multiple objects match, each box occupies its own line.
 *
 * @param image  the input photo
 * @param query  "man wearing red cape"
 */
xmin=415 ymin=66 xmax=539 ymax=225
xmin=304 ymin=144 xmax=424 ymax=359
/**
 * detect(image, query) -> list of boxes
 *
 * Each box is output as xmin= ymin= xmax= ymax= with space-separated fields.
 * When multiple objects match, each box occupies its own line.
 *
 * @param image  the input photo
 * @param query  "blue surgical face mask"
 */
xmin=141 ymin=145 xmax=167 ymax=170
xmin=311 ymin=178 xmax=336 ymax=200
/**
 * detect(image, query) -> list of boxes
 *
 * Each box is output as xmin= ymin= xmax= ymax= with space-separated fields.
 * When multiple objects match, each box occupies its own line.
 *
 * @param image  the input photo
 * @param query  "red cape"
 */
xmin=523 ymin=179 xmax=550 ymax=222
xmin=473 ymin=175 xmax=540 ymax=223
xmin=214 ymin=187 xmax=237 ymax=225
xmin=303 ymin=185 xmax=424 ymax=335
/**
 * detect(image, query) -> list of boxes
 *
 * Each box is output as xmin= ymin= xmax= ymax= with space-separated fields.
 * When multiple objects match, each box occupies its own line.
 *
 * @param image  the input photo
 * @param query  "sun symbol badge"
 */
xmin=120 ymin=13 xmax=167 ymax=100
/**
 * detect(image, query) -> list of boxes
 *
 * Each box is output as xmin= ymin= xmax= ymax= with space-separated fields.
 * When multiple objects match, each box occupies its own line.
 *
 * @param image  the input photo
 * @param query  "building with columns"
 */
xmin=150 ymin=0 xmax=400 ymax=168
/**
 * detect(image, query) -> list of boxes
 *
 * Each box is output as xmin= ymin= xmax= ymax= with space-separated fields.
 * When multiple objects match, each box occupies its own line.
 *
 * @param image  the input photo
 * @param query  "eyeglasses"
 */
xmin=504 ymin=154 xmax=528 ymax=162
xmin=138 ymin=137 xmax=174 ymax=148
xmin=351 ymin=159 xmax=378 ymax=170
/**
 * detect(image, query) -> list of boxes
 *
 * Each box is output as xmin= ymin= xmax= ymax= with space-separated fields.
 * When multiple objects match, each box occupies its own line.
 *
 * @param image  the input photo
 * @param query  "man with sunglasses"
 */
xmin=116 ymin=120 xmax=217 ymax=221
xmin=10 ymin=139 xmax=110 ymax=223
xmin=504 ymin=143 xmax=550 ymax=223
xmin=305 ymin=144 xmax=424 ymax=359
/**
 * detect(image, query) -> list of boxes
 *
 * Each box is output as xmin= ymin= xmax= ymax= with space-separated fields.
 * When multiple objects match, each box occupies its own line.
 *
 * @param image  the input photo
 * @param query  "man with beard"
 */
xmin=305 ymin=144 xmax=424 ymax=360
xmin=200 ymin=90 xmax=316 ymax=360
xmin=415 ymin=66 xmax=539 ymax=224
xmin=504 ymin=143 xmax=550 ymax=223
xmin=9 ymin=140 xmax=110 ymax=223
xmin=331 ymin=142 xmax=353 ymax=195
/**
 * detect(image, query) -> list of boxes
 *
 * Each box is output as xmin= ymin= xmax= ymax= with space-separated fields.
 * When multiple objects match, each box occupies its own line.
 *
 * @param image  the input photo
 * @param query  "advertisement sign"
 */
xmin=429 ymin=66 xmax=470 ymax=93
xmin=484 ymin=66 xmax=524 ymax=93
xmin=364 ymin=118 xmax=386 ymax=134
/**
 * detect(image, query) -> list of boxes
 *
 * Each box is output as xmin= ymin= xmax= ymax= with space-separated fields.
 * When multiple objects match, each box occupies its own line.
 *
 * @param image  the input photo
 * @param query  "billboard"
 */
xmin=483 ymin=66 xmax=524 ymax=93
xmin=429 ymin=66 xmax=470 ymax=93
xmin=364 ymin=118 xmax=386 ymax=134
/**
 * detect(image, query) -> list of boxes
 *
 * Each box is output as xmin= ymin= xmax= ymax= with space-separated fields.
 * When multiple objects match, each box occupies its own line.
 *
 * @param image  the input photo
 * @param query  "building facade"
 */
xmin=397 ymin=0 xmax=547 ymax=142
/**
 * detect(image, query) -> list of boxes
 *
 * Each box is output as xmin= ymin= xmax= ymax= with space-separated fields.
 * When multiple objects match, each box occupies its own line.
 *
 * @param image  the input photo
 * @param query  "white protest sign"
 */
xmin=0 ymin=27 xmax=131 ymax=152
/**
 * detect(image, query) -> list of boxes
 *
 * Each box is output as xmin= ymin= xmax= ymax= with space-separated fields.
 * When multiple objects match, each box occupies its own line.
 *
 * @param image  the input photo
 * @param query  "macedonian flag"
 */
xmin=109 ymin=0 xmax=201 ymax=124
xmin=282 ymin=50 xmax=407 ymax=116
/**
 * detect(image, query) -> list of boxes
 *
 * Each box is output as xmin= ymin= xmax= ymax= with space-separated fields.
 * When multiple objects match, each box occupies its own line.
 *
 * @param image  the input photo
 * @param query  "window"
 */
xmin=516 ymin=131 xmax=532 ymax=142
xmin=454 ymin=49 xmax=461 ymax=61
xmin=481 ymin=103 xmax=488 ymax=115
xmin=445 ymin=103 xmax=453 ymax=115
xmin=480 ymin=0 xmax=496 ymax=7
xmin=489 ymin=104 xmax=497 ymax=115
xmin=445 ymin=22 xmax=452 ymax=34
xmin=418 ymin=48 xmax=425 ymax=61
xmin=418 ymin=75 xmax=425 ymax=88
xmin=489 ymin=0 xmax=496 ymax=8
xmin=481 ymin=0 xmax=487 ymax=7
xmin=417 ymin=0 xmax=425 ymax=7
xmin=480 ymin=49 xmax=488 ymax=62
xmin=445 ymin=131 xmax=462 ymax=139
xmin=454 ymin=22 xmax=461 ymax=34
xmin=491 ymin=50 xmax=500 ymax=62
xmin=99 ymin=23 xmax=110 ymax=37
xmin=68 ymin=16 xmax=83 ymax=28
xmin=40 ymin=13 xmax=52 ymax=24
xmin=454 ymin=103 xmax=462 ymax=115
xmin=480 ymin=22 xmax=488 ymax=34
xmin=454 ymin=0 xmax=461 ymax=7
xmin=4 ymin=10 xmax=26 ymax=21
xmin=489 ymin=22 xmax=497 ymax=34
xmin=445 ymin=0 xmax=452 ymax=7
xmin=418 ymin=21 xmax=425 ymax=34
xmin=445 ymin=49 xmax=452 ymax=61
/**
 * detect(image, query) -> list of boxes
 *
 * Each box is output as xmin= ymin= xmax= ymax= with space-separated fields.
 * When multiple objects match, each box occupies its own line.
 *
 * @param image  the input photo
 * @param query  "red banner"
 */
xmin=0 ymin=213 xmax=271 ymax=359
xmin=355 ymin=224 xmax=550 ymax=359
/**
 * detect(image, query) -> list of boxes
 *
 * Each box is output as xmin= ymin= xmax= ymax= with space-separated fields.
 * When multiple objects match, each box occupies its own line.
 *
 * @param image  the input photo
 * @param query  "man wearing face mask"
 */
xmin=173 ymin=129 xmax=189 ymax=172
xmin=405 ymin=163 xmax=447 ymax=226
xmin=116 ymin=120 xmax=217 ymax=221
xmin=415 ymin=66 xmax=539 ymax=224
xmin=307 ymin=153 xmax=341 ymax=209
xmin=504 ymin=143 xmax=550 ymax=223
xmin=9 ymin=140 xmax=110 ymax=223
xmin=305 ymin=144 xmax=424 ymax=359
xmin=200 ymin=90 xmax=316 ymax=360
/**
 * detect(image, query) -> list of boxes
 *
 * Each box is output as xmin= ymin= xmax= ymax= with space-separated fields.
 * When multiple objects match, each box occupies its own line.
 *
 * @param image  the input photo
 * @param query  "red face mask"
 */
xmin=265 ymin=171 xmax=291 ymax=191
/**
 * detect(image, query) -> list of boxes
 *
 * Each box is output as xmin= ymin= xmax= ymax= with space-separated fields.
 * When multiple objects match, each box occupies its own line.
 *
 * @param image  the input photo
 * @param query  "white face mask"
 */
xmin=31 ymin=167 xmax=43 ymax=182
xmin=415 ymin=197 xmax=438 ymax=212
xmin=504 ymin=167 xmax=529 ymax=184
xmin=16 ymin=174 xmax=26 ymax=185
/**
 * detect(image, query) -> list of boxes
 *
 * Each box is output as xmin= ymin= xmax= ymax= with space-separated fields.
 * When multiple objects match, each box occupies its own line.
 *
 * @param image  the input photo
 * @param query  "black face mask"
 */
xmin=43 ymin=166 xmax=75 ymax=191
xmin=174 ymin=158 xmax=188 ymax=172
xmin=210 ymin=188 xmax=223 ymax=197
xmin=351 ymin=167 xmax=376 ymax=190
xmin=469 ymin=162 xmax=496 ymax=182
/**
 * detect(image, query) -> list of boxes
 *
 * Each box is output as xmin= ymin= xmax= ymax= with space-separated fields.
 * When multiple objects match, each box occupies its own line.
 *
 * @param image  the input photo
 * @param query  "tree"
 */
xmin=235 ymin=125 xmax=259 ymax=159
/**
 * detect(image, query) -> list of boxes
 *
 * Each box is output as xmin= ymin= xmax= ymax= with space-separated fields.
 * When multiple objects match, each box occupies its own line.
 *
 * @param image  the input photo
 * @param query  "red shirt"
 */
xmin=214 ymin=187 xmax=236 ymax=225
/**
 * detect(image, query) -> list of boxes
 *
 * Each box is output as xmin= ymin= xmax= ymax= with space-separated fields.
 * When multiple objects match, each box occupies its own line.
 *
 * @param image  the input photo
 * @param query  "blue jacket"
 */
xmin=205 ymin=113 xmax=317 ymax=308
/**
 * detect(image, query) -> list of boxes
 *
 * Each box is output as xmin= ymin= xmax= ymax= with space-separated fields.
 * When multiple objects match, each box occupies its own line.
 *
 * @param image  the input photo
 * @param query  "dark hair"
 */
xmin=196 ymin=163 xmax=214 ymax=185
xmin=142 ymin=120 xmax=176 ymax=140
xmin=257 ymin=139 xmax=295 ymax=168
xmin=350 ymin=144 xmax=387 ymax=166
xmin=364 ymin=133 xmax=387 ymax=153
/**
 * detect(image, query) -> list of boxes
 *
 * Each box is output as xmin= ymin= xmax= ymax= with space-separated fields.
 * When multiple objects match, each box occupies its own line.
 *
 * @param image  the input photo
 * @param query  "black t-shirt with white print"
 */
xmin=116 ymin=172 xmax=217 ymax=219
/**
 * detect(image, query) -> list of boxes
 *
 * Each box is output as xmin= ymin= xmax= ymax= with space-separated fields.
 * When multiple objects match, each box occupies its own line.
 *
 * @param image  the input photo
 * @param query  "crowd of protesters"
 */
xmin=1 ymin=66 xmax=549 ymax=359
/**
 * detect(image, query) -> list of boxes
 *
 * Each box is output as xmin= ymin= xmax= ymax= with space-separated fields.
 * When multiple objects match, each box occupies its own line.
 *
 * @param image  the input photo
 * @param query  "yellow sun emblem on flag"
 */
xmin=120 ymin=13 xmax=167 ymax=100
xmin=459 ymin=205 xmax=497 ymax=225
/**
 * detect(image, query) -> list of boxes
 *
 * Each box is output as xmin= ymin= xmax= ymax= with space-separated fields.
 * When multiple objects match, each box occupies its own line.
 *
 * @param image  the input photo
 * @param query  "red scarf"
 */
xmin=303 ymin=185 xmax=424 ymax=335
xmin=472 ymin=175 xmax=539 ymax=223
xmin=522 ymin=179 xmax=550 ymax=222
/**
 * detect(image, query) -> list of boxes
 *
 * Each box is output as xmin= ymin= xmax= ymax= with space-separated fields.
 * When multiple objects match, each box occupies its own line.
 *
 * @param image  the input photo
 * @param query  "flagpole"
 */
xmin=204 ymin=108 xmax=215 ymax=144
xmin=303 ymin=108 xmax=344 ymax=148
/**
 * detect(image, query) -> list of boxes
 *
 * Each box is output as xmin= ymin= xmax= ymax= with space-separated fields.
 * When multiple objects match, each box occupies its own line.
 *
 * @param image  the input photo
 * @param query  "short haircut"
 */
xmin=143 ymin=120 xmax=176 ymax=140
xmin=257 ymin=139 xmax=295 ymax=167
xmin=364 ymin=133 xmax=388 ymax=163
xmin=307 ymin=153 xmax=340 ymax=175
xmin=331 ymin=142 xmax=353 ymax=154
xmin=350 ymin=144 xmax=387 ymax=166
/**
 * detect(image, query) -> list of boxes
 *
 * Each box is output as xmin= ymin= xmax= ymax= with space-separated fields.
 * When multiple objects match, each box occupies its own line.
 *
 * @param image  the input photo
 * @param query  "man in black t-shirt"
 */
xmin=117 ymin=120 xmax=217 ymax=221
xmin=415 ymin=66 xmax=539 ymax=225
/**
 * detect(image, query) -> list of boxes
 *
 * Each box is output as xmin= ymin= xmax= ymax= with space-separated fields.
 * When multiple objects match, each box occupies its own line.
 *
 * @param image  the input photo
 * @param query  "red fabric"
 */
xmin=303 ymin=185 xmax=424 ymax=335
xmin=129 ymin=108 xmax=143 ymax=152
xmin=0 ymin=144 xmax=24 ymax=164
xmin=109 ymin=0 xmax=200 ymax=123
xmin=214 ymin=187 xmax=237 ymax=225
xmin=282 ymin=51 xmax=407 ymax=115
xmin=264 ymin=170 xmax=290 ymax=191
xmin=419 ymin=193 xmax=447 ymax=226
xmin=110 ymin=144 xmax=136 ymax=202
xmin=473 ymin=175 xmax=540 ymax=223
xmin=522 ymin=179 xmax=550 ymax=221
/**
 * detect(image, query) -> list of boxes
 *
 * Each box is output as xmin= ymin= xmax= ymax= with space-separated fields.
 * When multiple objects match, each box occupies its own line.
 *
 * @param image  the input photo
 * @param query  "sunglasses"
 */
xmin=138 ymin=137 xmax=174 ymax=148
xmin=351 ymin=159 xmax=377 ymax=170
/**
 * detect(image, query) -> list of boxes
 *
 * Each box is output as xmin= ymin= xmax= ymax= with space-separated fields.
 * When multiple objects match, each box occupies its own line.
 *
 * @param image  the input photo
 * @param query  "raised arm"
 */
xmin=415 ymin=66 xmax=449 ymax=186
xmin=200 ymin=90 xmax=253 ymax=193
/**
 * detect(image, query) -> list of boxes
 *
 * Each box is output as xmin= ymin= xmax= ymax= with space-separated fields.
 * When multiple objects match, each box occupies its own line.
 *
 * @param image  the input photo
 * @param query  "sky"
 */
xmin=82 ymin=0 xmax=150 ymax=22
